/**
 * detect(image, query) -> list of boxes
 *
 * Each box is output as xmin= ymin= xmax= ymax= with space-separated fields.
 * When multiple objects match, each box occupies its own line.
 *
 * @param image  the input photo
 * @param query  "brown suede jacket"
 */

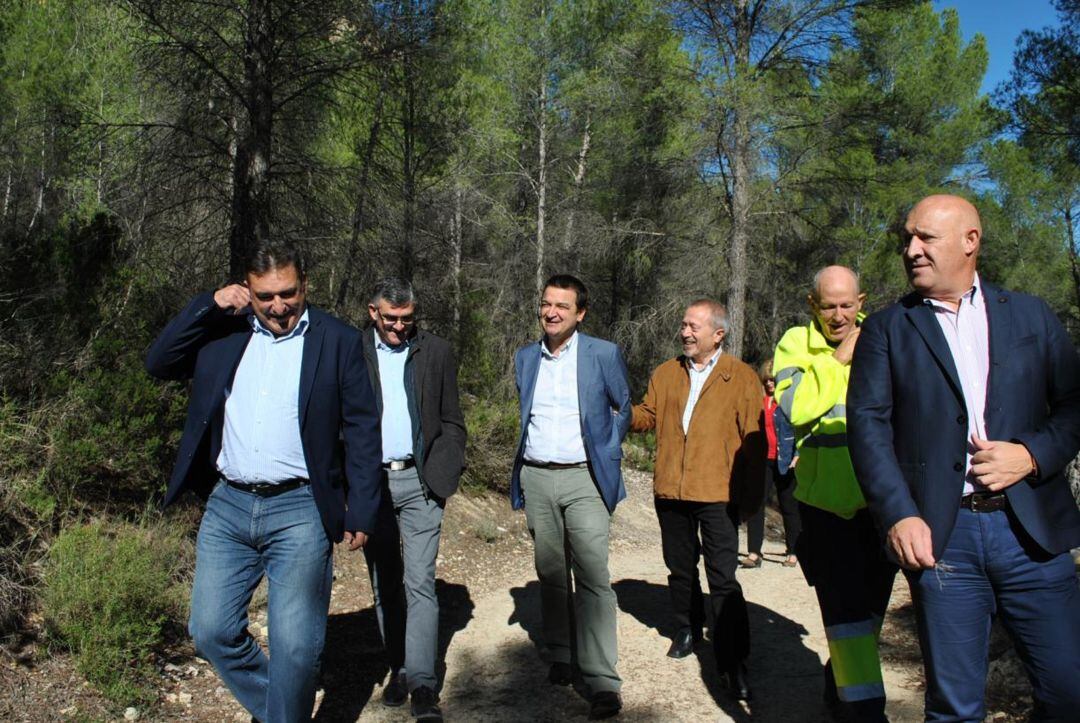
xmin=631 ymin=353 xmax=766 ymax=512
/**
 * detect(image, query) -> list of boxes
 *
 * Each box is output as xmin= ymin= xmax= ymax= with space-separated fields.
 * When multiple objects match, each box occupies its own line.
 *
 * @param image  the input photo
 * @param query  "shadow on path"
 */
xmin=314 ymin=579 xmax=474 ymax=722
xmin=614 ymin=578 xmax=825 ymax=722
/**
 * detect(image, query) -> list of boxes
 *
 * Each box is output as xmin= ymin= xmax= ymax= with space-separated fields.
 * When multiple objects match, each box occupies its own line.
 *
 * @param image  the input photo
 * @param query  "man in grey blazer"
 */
xmin=511 ymin=274 xmax=631 ymax=720
xmin=361 ymin=278 xmax=467 ymax=723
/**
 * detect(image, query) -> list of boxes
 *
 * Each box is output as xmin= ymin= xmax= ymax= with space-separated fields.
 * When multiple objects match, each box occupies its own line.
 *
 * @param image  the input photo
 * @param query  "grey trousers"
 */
xmin=364 ymin=467 xmax=445 ymax=691
xmin=521 ymin=464 xmax=621 ymax=693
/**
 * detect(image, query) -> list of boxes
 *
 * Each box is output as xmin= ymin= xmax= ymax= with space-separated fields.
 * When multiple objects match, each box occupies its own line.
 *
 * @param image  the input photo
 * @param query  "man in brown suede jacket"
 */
xmin=631 ymin=298 xmax=765 ymax=701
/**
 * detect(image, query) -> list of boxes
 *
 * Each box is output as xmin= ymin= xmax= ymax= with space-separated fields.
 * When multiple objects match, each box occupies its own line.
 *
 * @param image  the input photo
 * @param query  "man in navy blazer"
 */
xmin=511 ymin=274 xmax=631 ymax=720
xmin=848 ymin=195 xmax=1080 ymax=721
xmin=146 ymin=241 xmax=382 ymax=723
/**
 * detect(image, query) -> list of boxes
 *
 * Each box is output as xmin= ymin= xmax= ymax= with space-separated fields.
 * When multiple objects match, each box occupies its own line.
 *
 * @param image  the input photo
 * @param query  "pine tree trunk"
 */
xmin=535 ymin=72 xmax=548 ymax=299
xmin=228 ymin=0 xmax=274 ymax=280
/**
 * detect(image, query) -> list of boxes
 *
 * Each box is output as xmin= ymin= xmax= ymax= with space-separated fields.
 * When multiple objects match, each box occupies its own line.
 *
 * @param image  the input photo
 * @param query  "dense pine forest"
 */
xmin=0 ymin=0 xmax=1076 ymax=707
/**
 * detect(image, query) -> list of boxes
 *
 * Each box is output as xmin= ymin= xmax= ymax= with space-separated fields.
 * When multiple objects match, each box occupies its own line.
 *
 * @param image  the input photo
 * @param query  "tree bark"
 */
xmin=451 ymin=182 xmax=463 ymax=341
xmin=401 ymin=19 xmax=418 ymax=282
xmin=535 ymin=70 xmax=548 ymax=299
xmin=228 ymin=0 xmax=274 ymax=281
xmin=561 ymin=113 xmax=591 ymax=252
xmin=726 ymin=0 xmax=753 ymax=359
xmin=335 ymin=75 xmax=387 ymax=311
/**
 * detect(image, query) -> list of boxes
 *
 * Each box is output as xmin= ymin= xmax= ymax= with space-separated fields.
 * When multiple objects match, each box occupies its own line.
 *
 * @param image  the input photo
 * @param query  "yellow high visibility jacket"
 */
xmin=772 ymin=316 xmax=866 ymax=519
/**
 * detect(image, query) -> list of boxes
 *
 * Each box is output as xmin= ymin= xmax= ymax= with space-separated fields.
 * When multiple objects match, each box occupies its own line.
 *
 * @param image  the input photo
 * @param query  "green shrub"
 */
xmin=43 ymin=519 xmax=191 ymax=705
xmin=0 ymin=398 xmax=49 ymax=635
xmin=461 ymin=394 xmax=519 ymax=493
xmin=623 ymin=430 xmax=656 ymax=472
xmin=45 ymin=351 xmax=186 ymax=508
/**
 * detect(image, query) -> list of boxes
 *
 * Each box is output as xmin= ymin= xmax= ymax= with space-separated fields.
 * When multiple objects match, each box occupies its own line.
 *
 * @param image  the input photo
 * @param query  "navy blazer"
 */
xmin=145 ymin=292 xmax=383 ymax=541
xmin=511 ymin=333 xmax=632 ymax=512
xmin=848 ymin=280 xmax=1080 ymax=558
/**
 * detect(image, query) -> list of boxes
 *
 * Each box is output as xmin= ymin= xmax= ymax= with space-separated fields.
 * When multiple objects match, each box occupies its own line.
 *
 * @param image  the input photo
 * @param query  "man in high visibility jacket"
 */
xmin=773 ymin=265 xmax=897 ymax=722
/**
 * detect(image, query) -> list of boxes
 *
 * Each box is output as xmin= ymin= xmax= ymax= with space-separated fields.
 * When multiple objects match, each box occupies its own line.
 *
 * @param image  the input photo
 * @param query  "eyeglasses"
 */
xmin=377 ymin=311 xmax=416 ymax=327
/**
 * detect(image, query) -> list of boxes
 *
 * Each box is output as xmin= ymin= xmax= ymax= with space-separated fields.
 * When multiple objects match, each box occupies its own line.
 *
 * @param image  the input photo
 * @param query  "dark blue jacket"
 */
xmin=145 ymin=292 xmax=383 ymax=541
xmin=848 ymin=281 xmax=1080 ymax=558
xmin=774 ymin=404 xmax=797 ymax=475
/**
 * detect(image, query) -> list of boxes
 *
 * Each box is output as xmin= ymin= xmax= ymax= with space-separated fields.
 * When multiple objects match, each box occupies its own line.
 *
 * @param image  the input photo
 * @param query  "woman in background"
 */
xmin=742 ymin=359 xmax=801 ymax=568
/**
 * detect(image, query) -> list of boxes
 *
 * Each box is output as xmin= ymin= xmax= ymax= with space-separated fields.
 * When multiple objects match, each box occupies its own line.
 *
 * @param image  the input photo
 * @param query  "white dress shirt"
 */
xmin=925 ymin=273 xmax=989 ymax=495
xmin=683 ymin=348 xmax=721 ymax=433
xmin=524 ymin=332 xmax=587 ymax=464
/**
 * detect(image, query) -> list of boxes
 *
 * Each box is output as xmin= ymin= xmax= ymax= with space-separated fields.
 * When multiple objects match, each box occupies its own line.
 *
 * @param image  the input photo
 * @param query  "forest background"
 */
xmin=0 ymin=0 xmax=1077 ymax=707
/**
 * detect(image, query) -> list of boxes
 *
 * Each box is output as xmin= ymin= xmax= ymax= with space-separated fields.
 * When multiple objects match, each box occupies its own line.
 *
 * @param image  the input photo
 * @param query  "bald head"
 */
xmin=812 ymin=265 xmax=860 ymax=302
xmin=808 ymin=265 xmax=864 ymax=343
xmin=902 ymin=194 xmax=981 ymax=301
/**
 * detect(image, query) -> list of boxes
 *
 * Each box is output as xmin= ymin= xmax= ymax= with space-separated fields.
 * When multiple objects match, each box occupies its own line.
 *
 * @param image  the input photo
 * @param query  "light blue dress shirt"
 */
xmin=216 ymin=310 xmax=310 ymax=484
xmin=524 ymin=331 xmax=587 ymax=464
xmin=375 ymin=330 xmax=414 ymax=462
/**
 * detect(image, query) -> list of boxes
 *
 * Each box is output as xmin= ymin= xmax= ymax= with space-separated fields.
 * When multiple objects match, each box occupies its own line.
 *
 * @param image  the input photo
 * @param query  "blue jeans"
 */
xmin=189 ymin=481 xmax=333 ymax=723
xmin=364 ymin=468 xmax=445 ymax=691
xmin=908 ymin=507 xmax=1080 ymax=722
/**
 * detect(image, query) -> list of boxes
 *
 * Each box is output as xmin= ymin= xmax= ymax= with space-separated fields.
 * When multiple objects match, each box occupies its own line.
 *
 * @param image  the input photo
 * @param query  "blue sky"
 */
xmin=934 ymin=0 xmax=1063 ymax=94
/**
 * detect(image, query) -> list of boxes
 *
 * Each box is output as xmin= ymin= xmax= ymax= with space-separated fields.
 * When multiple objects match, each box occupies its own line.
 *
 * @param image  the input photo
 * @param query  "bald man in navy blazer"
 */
xmin=848 ymin=195 xmax=1080 ymax=722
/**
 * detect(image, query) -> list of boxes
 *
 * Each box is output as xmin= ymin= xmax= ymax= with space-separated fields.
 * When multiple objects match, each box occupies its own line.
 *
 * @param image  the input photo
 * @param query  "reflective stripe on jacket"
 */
xmin=772 ymin=316 xmax=865 ymax=518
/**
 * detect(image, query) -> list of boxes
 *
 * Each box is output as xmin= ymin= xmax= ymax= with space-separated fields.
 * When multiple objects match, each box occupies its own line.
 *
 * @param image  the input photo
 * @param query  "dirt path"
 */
xmin=4 ymin=468 xmax=939 ymax=722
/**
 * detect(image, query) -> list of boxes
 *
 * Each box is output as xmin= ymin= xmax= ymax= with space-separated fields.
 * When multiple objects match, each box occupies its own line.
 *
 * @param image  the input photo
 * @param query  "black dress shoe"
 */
xmin=410 ymin=685 xmax=443 ymax=722
xmin=666 ymin=627 xmax=698 ymax=658
xmin=589 ymin=690 xmax=622 ymax=719
xmin=725 ymin=663 xmax=752 ymax=701
xmin=382 ymin=671 xmax=408 ymax=707
xmin=548 ymin=661 xmax=573 ymax=686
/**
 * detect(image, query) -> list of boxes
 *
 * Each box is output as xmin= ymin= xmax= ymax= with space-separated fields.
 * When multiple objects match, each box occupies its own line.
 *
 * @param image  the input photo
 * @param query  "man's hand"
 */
xmin=970 ymin=436 xmax=1034 ymax=491
xmin=887 ymin=516 xmax=935 ymax=570
xmin=343 ymin=531 xmax=368 ymax=551
xmin=213 ymin=284 xmax=251 ymax=314
xmin=832 ymin=328 xmax=861 ymax=365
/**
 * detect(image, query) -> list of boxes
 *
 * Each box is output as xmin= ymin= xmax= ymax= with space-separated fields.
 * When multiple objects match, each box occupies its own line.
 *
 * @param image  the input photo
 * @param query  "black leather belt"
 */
xmin=382 ymin=458 xmax=416 ymax=471
xmin=960 ymin=492 xmax=1007 ymax=512
xmin=226 ymin=478 xmax=308 ymax=497
xmin=523 ymin=460 xmax=588 ymax=470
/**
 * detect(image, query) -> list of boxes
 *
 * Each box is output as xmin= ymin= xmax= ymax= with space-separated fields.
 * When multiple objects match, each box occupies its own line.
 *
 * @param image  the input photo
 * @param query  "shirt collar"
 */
xmin=374 ymin=327 xmax=411 ymax=353
xmin=251 ymin=308 xmax=310 ymax=341
xmin=923 ymin=272 xmax=982 ymax=311
xmin=686 ymin=347 xmax=722 ymax=372
xmin=541 ymin=330 xmax=578 ymax=360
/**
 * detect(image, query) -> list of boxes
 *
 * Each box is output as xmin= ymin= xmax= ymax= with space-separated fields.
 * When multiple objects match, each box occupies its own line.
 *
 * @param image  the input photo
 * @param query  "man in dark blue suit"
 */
xmin=146 ymin=241 xmax=382 ymax=723
xmin=511 ymin=274 xmax=631 ymax=720
xmin=848 ymin=195 xmax=1080 ymax=721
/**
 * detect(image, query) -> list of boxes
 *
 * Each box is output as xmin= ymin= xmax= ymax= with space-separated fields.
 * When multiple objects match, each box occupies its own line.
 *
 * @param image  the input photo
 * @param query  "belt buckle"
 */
xmin=388 ymin=460 xmax=407 ymax=471
xmin=969 ymin=493 xmax=996 ymax=512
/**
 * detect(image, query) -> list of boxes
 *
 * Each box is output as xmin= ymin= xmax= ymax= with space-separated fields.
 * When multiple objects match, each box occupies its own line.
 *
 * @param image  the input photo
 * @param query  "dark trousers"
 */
xmin=746 ymin=460 xmax=801 ymax=555
xmin=908 ymin=507 xmax=1080 ymax=722
xmin=655 ymin=498 xmax=749 ymax=671
xmin=797 ymin=503 xmax=896 ymax=722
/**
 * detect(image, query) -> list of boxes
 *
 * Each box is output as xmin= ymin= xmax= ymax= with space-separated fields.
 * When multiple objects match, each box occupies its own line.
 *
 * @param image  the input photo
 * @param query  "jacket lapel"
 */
xmin=520 ymin=342 xmax=542 ymax=433
xmin=298 ymin=312 xmax=324 ymax=429
xmin=982 ymin=281 xmax=1010 ymax=431
xmin=903 ymin=295 xmax=963 ymax=401
xmin=408 ymin=333 xmax=424 ymax=409
xmin=214 ymin=331 xmax=252 ymax=405
xmin=576 ymin=334 xmax=592 ymax=412
xmin=699 ymin=353 xmax=731 ymax=398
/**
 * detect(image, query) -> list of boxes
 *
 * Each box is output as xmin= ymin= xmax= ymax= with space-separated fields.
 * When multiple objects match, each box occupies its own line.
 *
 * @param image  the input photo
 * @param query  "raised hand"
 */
xmin=213 ymin=284 xmax=252 ymax=314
